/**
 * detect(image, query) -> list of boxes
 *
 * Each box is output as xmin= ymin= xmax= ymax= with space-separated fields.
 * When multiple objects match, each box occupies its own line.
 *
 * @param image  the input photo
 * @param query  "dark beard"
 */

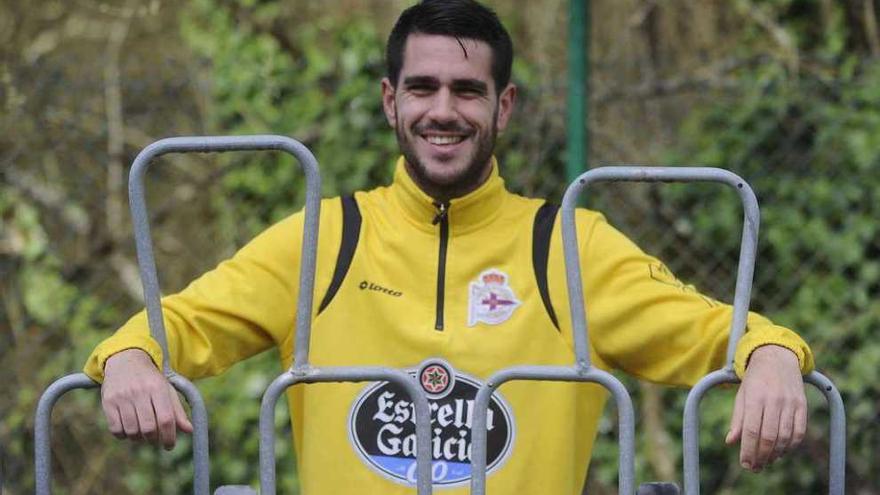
xmin=396 ymin=115 xmax=498 ymax=202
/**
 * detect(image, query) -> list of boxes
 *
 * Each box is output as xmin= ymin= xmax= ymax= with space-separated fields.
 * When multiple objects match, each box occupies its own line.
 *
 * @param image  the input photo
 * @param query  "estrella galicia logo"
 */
xmin=348 ymin=359 xmax=515 ymax=487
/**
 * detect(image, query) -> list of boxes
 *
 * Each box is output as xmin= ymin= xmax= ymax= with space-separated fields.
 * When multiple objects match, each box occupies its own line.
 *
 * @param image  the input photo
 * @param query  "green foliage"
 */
xmin=183 ymin=0 xmax=398 ymax=241
xmin=0 ymin=188 xmax=125 ymax=493
xmin=650 ymin=53 xmax=880 ymax=493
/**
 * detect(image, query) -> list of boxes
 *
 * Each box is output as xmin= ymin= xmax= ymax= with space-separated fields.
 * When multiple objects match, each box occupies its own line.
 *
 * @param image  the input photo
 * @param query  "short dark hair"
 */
xmin=386 ymin=0 xmax=513 ymax=91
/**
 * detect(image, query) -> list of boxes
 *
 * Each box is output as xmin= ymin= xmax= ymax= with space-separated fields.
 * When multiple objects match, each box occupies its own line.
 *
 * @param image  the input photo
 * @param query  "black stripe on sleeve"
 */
xmin=317 ymin=195 xmax=362 ymax=315
xmin=532 ymin=202 xmax=560 ymax=330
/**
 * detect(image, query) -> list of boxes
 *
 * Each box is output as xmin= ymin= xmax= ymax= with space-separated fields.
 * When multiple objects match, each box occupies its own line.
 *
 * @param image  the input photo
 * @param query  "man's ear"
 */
xmin=381 ymin=77 xmax=397 ymax=128
xmin=495 ymin=83 xmax=517 ymax=133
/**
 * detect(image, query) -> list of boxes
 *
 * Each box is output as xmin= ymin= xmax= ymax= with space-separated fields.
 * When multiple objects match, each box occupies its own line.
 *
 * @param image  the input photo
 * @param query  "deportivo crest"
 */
xmin=348 ymin=359 xmax=515 ymax=487
xmin=468 ymin=269 xmax=521 ymax=326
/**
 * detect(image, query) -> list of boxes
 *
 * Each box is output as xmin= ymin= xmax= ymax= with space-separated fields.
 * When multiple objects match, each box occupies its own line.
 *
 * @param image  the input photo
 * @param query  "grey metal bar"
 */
xmin=472 ymin=166 xmax=762 ymax=494
xmin=682 ymin=369 xmax=737 ymax=495
xmin=126 ymin=135 xmax=321 ymax=493
xmin=258 ymin=367 xmax=434 ymax=495
xmin=34 ymin=373 xmax=212 ymax=495
xmin=560 ymin=166 xmax=760 ymax=370
xmin=683 ymin=370 xmax=846 ymax=495
xmin=469 ymin=365 xmax=635 ymax=495
xmin=128 ymin=135 xmax=322 ymax=371
xmin=804 ymin=371 xmax=846 ymax=494
xmin=600 ymin=165 xmax=853 ymax=493
xmin=169 ymin=374 xmax=211 ymax=495
xmin=35 ymin=373 xmax=98 ymax=495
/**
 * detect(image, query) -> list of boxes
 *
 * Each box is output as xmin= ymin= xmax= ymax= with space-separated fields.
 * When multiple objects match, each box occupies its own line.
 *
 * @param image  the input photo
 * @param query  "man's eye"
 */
xmin=455 ymin=86 xmax=486 ymax=98
xmin=408 ymin=85 xmax=434 ymax=94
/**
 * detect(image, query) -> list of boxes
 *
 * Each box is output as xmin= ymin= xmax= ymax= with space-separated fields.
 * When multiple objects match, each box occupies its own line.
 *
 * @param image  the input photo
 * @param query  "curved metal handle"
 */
xmin=257 ymin=367 xmax=434 ymax=495
xmin=128 ymin=135 xmax=322 ymax=373
xmin=469 ymin=365 xmax=635 ymax=495
xmin=34 ymin=373 xmax=211 ymax=494
xmin=553 ymin=166 xmax=758 ymax=494
xmin=34 ymin=374 xmax=98 ymax=495
xmin=682 ymin=369 xmax=845 ymax=494
xmin=561 ymin=166 xmax=760 ymax=369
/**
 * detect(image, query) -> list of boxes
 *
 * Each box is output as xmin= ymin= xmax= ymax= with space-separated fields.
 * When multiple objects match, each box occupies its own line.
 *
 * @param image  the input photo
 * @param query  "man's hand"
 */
xmin=101 ymin=349 xmax=193 ymax=450
xmin=726 ymin=345 xmax=807 ymax=472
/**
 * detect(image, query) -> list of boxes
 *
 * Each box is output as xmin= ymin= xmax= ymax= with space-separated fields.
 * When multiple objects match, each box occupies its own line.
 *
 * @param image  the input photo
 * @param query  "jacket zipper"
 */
xmin=433 ymin=202 xmax=450 ymax=331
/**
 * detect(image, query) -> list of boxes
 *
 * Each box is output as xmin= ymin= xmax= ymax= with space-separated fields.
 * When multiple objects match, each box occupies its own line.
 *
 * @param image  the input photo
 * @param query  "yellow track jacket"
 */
xmin=84 ymin=158 xmax=813 ymax=494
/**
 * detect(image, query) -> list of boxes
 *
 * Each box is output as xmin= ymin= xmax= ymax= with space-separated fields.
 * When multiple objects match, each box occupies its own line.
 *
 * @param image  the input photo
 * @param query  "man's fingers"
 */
xmin=134 ymin=395 xmax=159 ymax=443
xmin=102 ymin=399 xmax=125 ymax=439
xmin=792 ymin=401 xmax=808 ymax=448
xmin=118 ymin=401 xmax=141 ymax=439
xmin=770 ymin=406 xmax=796 ymax=463
xmin=726 ymin=387 xmax=746 ymax=445
xmin=739 ymin=396 xmax=763 ymax=471
xmin=151 ymin=391 xmax=178 ymax=450
xmin=101 ymin=348 xmax=175 ymax=444
xmin=753 ymin=400 xmax=780 ymax=470
xmin=170 ymin=386 xmax=194 ymax=434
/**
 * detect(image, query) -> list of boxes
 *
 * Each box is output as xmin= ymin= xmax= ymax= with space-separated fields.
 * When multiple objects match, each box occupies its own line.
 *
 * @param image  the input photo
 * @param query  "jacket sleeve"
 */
xmin=82 ymin=206 xmax=321 ymax=383
xmin=577 ymin=211 xmax=813 ymax=386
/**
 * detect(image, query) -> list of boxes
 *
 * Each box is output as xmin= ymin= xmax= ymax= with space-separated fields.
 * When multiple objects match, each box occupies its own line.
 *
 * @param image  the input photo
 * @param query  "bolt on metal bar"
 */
xmin=258 ymin=366 xmax=434 ymax=495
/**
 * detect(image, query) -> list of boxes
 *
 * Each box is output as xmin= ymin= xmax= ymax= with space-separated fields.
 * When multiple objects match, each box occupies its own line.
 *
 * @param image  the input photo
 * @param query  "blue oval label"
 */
xmin=348 ymin=359 xmax=515 ymax=487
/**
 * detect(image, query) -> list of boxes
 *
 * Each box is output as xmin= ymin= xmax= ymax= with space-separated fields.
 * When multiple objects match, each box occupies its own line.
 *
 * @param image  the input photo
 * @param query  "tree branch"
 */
xmin=737 ymin=0 xmax=799 ymax=73
xmin=864 ymin=0 xmax=880 ymax=57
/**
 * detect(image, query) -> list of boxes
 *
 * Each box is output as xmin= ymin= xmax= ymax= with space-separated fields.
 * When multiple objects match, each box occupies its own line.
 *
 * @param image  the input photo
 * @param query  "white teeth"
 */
xmin=425 ymin=135 xmax=465 ymax=145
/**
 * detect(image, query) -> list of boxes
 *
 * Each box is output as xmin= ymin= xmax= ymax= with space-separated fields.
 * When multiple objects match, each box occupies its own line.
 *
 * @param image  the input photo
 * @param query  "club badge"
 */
xmin=468 ymin=269 xmax=521 ymax=326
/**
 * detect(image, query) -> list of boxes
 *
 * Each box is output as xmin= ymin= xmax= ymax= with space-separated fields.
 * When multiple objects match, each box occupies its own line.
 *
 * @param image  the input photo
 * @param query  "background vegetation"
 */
xmin=1 ymin=0 xmax=878 ymax=493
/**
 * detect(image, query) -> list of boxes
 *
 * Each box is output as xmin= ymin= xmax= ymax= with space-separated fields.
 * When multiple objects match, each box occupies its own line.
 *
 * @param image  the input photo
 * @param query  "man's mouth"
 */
xmin=424 ymin=134 xmax=467 ymax=145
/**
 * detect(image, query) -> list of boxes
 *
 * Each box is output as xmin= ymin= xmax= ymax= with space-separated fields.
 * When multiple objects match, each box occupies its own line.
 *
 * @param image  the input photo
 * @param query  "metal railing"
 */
xmin=34 ymin=144 xmax=845 ymax=495
xmin=469 ymin=166 xmax=846 ymax=494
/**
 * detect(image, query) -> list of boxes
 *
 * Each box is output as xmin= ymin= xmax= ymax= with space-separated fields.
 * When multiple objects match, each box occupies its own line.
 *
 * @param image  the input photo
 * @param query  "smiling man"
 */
xmin=84 ymin=1 xmax=814 ymax=493
xmin=384 ymin=33 xmax=515 ymax=201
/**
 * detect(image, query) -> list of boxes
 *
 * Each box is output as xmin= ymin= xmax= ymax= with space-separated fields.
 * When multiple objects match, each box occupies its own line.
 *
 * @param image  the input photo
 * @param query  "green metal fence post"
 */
xmin=566 ymin=0 xmax=589 ymax=182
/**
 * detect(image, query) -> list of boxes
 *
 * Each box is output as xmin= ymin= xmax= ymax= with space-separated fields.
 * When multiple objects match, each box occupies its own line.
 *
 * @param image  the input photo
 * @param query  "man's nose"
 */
xmin=426 ymin=88 xmax=457 ymax=122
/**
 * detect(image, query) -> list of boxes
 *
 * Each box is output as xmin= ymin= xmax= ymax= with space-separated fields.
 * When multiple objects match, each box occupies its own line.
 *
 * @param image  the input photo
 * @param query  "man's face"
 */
xmin=382 ymin=34 xmax=516 ymax=200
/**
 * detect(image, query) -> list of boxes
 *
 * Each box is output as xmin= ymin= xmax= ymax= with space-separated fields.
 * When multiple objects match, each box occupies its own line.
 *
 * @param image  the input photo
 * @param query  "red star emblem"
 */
xmin=420 ymin=365 xmax=449 ymax=394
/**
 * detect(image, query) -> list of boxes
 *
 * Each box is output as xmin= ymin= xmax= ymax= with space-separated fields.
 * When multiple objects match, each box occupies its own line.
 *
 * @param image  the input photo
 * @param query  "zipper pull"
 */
xmin=432 ymin=202 xmax=449 ymax=225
